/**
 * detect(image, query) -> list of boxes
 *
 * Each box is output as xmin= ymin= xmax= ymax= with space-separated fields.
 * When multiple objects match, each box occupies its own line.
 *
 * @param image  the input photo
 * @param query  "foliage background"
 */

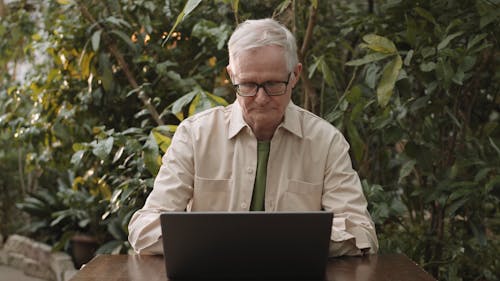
xmin=1 ymin=0 xmax=499 ymax=280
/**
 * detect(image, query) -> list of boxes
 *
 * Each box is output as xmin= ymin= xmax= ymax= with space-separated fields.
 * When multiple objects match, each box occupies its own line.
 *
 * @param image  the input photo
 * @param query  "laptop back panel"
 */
xmin=160 ymin=212 xmax=333 ymax=280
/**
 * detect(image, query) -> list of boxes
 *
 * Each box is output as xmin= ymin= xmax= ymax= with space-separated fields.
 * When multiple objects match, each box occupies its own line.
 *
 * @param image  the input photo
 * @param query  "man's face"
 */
xmin=227 ymin=45 xmax=301 ymax=136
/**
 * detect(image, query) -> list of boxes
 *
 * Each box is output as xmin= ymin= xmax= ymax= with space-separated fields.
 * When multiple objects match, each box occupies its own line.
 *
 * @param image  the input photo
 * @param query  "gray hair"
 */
xmin=228 ymin=18 xmax=299 ymax=72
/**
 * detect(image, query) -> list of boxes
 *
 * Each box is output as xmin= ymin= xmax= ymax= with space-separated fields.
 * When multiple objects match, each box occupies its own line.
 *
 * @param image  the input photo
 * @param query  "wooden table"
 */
xmin=70 ymin=254 xmax=436 ymax=281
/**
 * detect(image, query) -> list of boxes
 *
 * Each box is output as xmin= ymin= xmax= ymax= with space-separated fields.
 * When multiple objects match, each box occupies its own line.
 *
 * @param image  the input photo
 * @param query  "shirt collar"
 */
xmin=280 ymin=102 xmax=303 ymax=138
xmin=228 ymin=102 xmax=247 ymax=139
xmin=228 ymin=101 xmax=303 ymax=139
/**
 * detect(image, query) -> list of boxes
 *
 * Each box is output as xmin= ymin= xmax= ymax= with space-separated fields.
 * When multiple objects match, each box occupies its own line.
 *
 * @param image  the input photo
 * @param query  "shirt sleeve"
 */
xmin=128 ymin=123 xmax=195 ymax=254
xmin=322 ymin=131 xmax=379 ymax=256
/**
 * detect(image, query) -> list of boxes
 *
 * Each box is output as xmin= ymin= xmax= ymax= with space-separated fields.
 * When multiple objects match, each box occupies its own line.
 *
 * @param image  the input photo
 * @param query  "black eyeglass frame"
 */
xmin=232 ymin=72 xmax=292 ymax=97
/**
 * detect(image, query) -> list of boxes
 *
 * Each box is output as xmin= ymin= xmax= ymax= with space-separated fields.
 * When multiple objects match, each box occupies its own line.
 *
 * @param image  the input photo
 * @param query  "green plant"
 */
xmin=15 ymin=188 xmax=65 ymax=245
xmin=17 ymin=171 xmax=109 ymax=250
xmin=68 ymin=87 xmax=228 ymax=253
xmin=0 ymin=0 xmax=40 ymax=239
xmin=4 ymin=0 xmax=499 ymax=280
xmin=338 ymin=1 xmax=500 ymax=279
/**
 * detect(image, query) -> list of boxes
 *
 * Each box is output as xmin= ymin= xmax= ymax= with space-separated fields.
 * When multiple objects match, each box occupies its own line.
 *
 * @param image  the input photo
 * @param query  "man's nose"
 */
xmin=254 ymin=86 xmax=269 ymax=102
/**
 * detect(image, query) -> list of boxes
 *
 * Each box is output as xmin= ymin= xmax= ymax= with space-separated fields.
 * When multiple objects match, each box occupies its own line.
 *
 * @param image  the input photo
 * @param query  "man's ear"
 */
xmin=291 ymin=63 xmax=303 ymax=88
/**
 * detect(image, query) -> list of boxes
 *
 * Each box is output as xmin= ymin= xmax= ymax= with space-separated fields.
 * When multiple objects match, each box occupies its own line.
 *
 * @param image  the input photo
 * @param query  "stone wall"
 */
xmin=0 ymin=235 xmax=78 ymax=281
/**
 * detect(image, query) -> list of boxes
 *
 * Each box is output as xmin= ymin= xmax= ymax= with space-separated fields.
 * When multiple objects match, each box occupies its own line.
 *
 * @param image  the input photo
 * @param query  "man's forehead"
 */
xmin=230 ymin=67 xmax=288 ymax=81
xmin=230 ymin=46 xmax=286 ymax=69
xmin=234 ymin=44 xmax=285 ymax=59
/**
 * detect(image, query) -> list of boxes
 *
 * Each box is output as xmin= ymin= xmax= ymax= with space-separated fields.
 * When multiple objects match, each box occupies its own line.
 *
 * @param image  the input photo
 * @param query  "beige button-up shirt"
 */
xmin=128 ymin=102 xmax=378 ymax=256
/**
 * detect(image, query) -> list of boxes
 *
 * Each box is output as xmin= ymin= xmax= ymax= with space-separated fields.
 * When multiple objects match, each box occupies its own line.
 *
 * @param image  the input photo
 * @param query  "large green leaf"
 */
xmin=309 ymin=56 xmax=335 ymax=85
xmin=467 ymin=33 xmax=488 ymax=50
xmin=143 ymin=133 xmax=161 ymax=176
xmin=91 ymin=30 xmax=102 ymax=51
xmin=437 ymin=32 xmax=463 ymax=51
xmin=320 ymin=58 xmax=335 ymax=86
xmin=419 ymin=61 xmax=436 ymax=72
xmin=436 ymin=58 xmax=454 ymax=88
xmin=112 ymin=146 xmax=125 ymax=163
xmin=188 ymin=93 xmax=213 ymax=116
xmin=346 ymin=52 xmax=393 ymax=66
xmin=361 ymin=34 xmax=397 ymax=54
xmin=376 ymin=55 xmax=402 ymax=107
xmin=92 ymin=137 xmax=114 ymax=160
xmin=346 ymin=121 xmax=364 ymax=165
xmin=71 ymin=150 xmax=86 ymax=165
xmin=206 ymin=92 xmax=229 ymax=106
xmin=191 ymin=20 xmax=231 ymax=50
xmin=414 ymin=7 xmax=437 ymax=25
xmin=152 ymin=125 xmax=177 ymax=153
xmin=398 ymin=159 xmax=416 ymax=183
xmin=170 ymin=91 xmax=198 ymax=121
xmin=162 ymin=0 xmax=203 ymax=46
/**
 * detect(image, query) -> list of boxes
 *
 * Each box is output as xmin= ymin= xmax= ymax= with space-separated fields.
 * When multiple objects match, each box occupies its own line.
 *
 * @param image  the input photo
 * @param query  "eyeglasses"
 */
xmin=233 ymin=73 xmax=291 ymax=97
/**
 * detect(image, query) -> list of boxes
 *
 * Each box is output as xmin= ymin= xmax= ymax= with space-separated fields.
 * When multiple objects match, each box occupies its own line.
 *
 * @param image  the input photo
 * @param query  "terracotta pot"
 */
xmin=71 ymin=234 xmax=98 ymax=268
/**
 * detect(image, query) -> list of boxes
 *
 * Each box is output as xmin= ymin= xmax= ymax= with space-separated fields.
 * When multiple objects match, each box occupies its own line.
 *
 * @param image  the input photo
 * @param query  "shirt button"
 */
xmin=247 ymin=167 xmax=253 ymax=174
xmin=241 ymin=202 xmax=248 ymax=209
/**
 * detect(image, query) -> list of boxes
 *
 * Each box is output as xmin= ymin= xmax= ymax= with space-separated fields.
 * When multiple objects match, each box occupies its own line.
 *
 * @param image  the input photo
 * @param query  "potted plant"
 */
xmin=50 ymin=174 xmax=110 ymax=268
xmin=18 ymin=171 xmax=110 ymax=268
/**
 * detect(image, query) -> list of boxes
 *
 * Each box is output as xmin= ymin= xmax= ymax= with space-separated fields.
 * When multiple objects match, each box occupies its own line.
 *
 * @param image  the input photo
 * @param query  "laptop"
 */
xmin=160 ymin=211 xmax=333 ymax=280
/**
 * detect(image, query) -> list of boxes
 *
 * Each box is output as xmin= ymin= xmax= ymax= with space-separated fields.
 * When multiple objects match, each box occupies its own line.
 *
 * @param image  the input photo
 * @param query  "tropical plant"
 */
xmin=339 ymin=2 xmax=500 ymax=279
xmin=1 ymin=0 xmax=498 ymax=280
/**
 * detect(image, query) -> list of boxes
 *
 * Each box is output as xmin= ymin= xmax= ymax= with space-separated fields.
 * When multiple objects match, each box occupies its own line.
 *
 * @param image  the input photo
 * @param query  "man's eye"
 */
xmin=266 ymin=81 xmax=281 ymax=86
xmin=265 ymin=82 xmax=285 ymax=91
xmin=238 ymin=83 xmax=256 ymax=91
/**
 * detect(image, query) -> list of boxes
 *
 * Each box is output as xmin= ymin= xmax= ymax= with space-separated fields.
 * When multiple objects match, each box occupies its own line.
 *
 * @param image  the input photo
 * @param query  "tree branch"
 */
xmin=232 ymin=1 xmax=239 ymax=25
xmin=300 ymin=5 xmax=316 ymax=59
xmin=0 ymin=0 xmax=7 ymax=18
xmin=298 ymin=4 xmax=318 ymax=113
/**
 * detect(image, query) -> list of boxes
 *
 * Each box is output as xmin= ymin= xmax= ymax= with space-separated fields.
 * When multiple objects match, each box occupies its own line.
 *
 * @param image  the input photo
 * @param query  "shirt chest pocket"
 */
xmin=278 ymin=179 xmax=323 ymax=211
xmin=191 ymin=176 xmax=232 ymax=211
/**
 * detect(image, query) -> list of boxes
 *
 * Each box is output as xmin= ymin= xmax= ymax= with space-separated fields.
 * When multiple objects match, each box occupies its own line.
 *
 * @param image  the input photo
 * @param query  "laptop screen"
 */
xmin=160 ymin=211 xmax=333 ymax=280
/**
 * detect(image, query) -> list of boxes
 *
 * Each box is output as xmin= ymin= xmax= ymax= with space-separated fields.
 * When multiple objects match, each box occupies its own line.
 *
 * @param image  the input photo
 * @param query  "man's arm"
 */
xmin=128 ymin=124 xmax=195 ymax=254
xmin=322 ymin=132 xmax=378 ymax=257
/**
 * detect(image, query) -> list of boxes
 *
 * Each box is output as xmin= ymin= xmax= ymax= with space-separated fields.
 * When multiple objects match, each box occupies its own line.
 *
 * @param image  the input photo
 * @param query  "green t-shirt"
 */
xmin=250 ymin=141 xmax=270 ymax=211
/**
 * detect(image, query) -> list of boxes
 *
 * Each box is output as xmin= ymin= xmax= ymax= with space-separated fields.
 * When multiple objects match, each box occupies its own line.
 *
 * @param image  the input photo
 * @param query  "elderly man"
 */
xmin=128 ymin=18 xmax=378 ymax=257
